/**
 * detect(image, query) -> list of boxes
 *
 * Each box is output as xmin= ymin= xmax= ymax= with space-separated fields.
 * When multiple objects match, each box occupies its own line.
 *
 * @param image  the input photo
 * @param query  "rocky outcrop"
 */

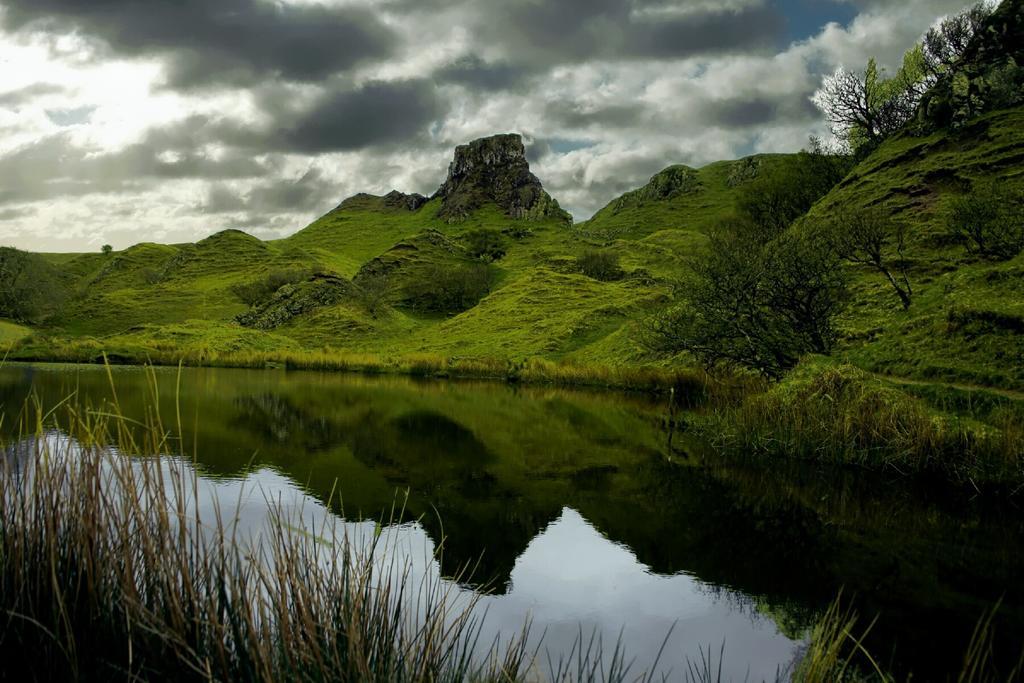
xmin=237 ymin=274 xmax=357 ymax=330
xmin=383 ymin=190 xmax=428 ymax=211
xmin=433 ymin=133 xmax=571 ymax=224
xmin=604 ymin=165 xmax=702 ymax=215
xmin=917 ymin=0 xmax=1024 ymax=130
xmin=336 ymin=191 xmax=428 ymax=213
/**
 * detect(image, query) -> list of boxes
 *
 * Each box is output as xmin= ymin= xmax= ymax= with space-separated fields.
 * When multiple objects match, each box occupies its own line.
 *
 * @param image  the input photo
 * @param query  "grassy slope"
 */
xmin=12 ymin=114 xmax=1024 ymax=395
xmin=0 ymin=320 xmax=31 ymax=345
xmin=808 ymin=107 xmax=1024 ymax=390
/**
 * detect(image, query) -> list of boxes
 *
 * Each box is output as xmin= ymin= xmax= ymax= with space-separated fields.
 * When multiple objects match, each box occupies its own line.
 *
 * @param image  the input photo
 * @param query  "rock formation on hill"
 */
xmin=433 ymin=133 xmax=571 ymax=224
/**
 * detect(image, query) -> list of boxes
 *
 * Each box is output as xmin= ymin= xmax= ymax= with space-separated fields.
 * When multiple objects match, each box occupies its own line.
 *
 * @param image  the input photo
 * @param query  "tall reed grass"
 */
xmin=700 ymin=364 xmax=1024 ymax=486
xmin=0 ymin=407 xmax=537 ymax=681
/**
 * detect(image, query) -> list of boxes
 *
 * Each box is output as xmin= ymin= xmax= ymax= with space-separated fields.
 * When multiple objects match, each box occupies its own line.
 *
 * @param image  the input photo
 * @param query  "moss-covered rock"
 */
xmin=237 ymin=274 xmax=358 ymax=331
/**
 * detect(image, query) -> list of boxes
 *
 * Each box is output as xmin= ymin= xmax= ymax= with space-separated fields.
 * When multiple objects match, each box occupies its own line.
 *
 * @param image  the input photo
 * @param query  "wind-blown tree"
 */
xmin=645 ymin=224 xmax=847 ymax=379
xmin=827 ymin=209 xmax=913 ymax=310
xmin=922 ymin=2 xmax=995 ymax=82
xmin=813 ymin=58 xmax=921 ymax=155
xmin=814 ymin=2 xmax=998 ymax=154
xmin=947 ymin=183 xmax=1024 ymax=260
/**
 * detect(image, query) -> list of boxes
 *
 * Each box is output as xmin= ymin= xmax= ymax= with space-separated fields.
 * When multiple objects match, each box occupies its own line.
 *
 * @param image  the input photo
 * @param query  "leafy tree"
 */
xmin=577 ymin=250 xmax=622 ymax=281
xmin=101 ymin=244 xmax=113 ymax=255
xmin=922 ymin=2 xmax=994 ymax=82
xmin=813 ymin=58 xmax=920 ymax=155
xmin=463 ymin=229 xmax=507 ymax=262
xmin=827 ymin=208 xmax=913 ymax=310
xmin=645 ymin=224 xmax=847 ymax=379
xmin=737 ymin=141 xmax=854 ymax=236
xmin=947 ymin=183 xmax=1024 ymax=260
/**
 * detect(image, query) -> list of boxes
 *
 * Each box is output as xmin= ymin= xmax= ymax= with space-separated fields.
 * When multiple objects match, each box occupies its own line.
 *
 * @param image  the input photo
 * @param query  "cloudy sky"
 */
xmin=0 ymin=0 xmax=978 ymax=252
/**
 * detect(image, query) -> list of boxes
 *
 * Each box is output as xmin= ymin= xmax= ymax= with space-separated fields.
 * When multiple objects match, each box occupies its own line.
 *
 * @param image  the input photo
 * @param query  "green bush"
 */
xmin=405 ymin=263 xmax=496 ymax=314
xmin=0 ymin=247 xmax=65 ymax=323
xmin=576 ymin=250 xmax=621 ymax=281
xmin=947 ymin=184 xmax=1024 ymax=260
xmin=463 ymin=229 xmax=507 ymax=262
xmin=645 ymin=224 xmax=847 ymax=379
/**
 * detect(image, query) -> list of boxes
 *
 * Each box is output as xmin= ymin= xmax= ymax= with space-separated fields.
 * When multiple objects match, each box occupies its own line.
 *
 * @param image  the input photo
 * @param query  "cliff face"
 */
xmin=433 ymin=133 xmax=571 ymax=224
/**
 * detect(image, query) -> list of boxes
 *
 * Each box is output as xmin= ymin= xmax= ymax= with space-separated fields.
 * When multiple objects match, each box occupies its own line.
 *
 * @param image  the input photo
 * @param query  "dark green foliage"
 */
xmin=576 ymin=250 xmax=622 ymax=281
xmin=404 ymin=263 xmax=496 ymax=314
xmin=737 ymin=146 xmax=853 ymax=236
xmin=947 ymin=183 xmax=1024 ymax=260
xmin=463 ymin=229 xmax=507 ymax=262
xmin=826 ymin=208 xmax=913 ymax=309
xmin=646 ymin=225 xmax=847 ymax=379
xmin=101 ymin=244 xmax=113 ymax=255
xmin=231 ymin=269 xmax=314 ymax=306
xmin=355 ymin=272 xmax=390 ymax=318
xmin=0 ymin=247 xmax=63 ymax=323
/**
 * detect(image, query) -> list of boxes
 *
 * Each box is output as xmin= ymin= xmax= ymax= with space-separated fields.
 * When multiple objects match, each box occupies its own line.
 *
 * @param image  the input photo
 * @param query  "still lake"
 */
xmin=1 ymin=363 xmax=1022 ymax=680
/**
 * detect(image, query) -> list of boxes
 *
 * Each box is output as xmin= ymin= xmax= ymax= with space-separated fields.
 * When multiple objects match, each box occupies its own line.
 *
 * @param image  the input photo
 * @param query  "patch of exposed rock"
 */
xmin=237 ymin=273 xmax=357 ymax=330
xmin=434 ymin=133 xmax=571 ymax=224
xmin=605 ymin=165 xmax=702 ymax=214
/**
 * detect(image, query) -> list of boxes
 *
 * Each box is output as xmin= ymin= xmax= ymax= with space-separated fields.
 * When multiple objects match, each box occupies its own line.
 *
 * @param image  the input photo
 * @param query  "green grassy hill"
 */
xmin=810 ymin=107 xmax=1024 ymax=389
xmin=6 ymin=104 xmax=1024 ymax=396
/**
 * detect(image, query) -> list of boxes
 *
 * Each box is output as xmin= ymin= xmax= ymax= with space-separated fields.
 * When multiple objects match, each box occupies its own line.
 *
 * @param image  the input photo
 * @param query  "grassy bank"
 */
xmin=693 ymin=360 xmax=1024 ymax=488
xmin=9 ymin=337 xmax=719 ymax=398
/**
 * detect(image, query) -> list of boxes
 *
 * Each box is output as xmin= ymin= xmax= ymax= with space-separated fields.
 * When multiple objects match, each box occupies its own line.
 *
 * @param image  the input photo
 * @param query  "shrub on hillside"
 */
xmin=577 ymin=250 xmax=622 ymax=281
xmin=463 ymin=229 xmax=507 ymax=262
xmin=405 ymin=263 xmax=496 ymax=314
xmin=354 ymin=272 xmax=390 ymax=318
xmin=947 ymin=184 xmax=1024 ymax=260
xmin=826 ymin=208 xmax=913 ymax=310
xmin=644 ymin=223 xmax=847 ymax=379
xmin=231 ymin=269 xmax=312 ymax=306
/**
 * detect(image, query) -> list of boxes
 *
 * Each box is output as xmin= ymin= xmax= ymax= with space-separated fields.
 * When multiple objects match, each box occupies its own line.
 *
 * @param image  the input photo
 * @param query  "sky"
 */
xmin=0 ymin=0 xmax=979 ymax=252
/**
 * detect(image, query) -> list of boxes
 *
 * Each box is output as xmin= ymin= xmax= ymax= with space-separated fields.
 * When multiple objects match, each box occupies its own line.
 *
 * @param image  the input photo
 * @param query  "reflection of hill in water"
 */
xmin=3 ymin=364 xmax=1024 ymax=679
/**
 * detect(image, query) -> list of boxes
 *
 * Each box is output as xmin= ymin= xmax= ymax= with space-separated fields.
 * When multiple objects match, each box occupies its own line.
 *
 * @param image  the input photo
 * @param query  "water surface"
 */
xmin=1 ymin=363 xmax=1022 ymax=680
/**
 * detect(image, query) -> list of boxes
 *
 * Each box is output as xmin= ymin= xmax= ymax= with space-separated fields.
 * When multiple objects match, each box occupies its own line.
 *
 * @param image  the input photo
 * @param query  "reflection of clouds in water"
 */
xmin=7 ymin=433 xmax=803 ymax=682
xmin=480 ymin=509 xmax=802 ymax=682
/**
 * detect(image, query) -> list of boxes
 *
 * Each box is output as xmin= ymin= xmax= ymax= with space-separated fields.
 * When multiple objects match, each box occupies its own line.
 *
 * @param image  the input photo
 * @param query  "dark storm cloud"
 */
xmin=276 ymin=80 xmax=447 ymax=153
xmin=0 ymin=0 xmax=396 ymax=87
xmin=695 ymin=93 xmax=820 ymax=129
xmin=104 ymin=78 xmax=446 ymax=158
xmin=484 ymin=0 xmax=785 ymax=63
xmin=434 ymin=55 xmax=539 ymax=91
xmin=0 ymin=83 xmax=66 ymax=108
xmin=200 ymin=169 xmax=335 ymax=215
xmin=0 ymin=133 xmax=269 ymax=205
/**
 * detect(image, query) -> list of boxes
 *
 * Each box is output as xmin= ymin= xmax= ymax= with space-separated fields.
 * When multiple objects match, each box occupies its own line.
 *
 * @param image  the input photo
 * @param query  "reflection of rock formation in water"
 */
xmin=232 ymin=394 xmax=348 ymax=453
xmin=348 ymin=409 xmax=560 ymax=592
